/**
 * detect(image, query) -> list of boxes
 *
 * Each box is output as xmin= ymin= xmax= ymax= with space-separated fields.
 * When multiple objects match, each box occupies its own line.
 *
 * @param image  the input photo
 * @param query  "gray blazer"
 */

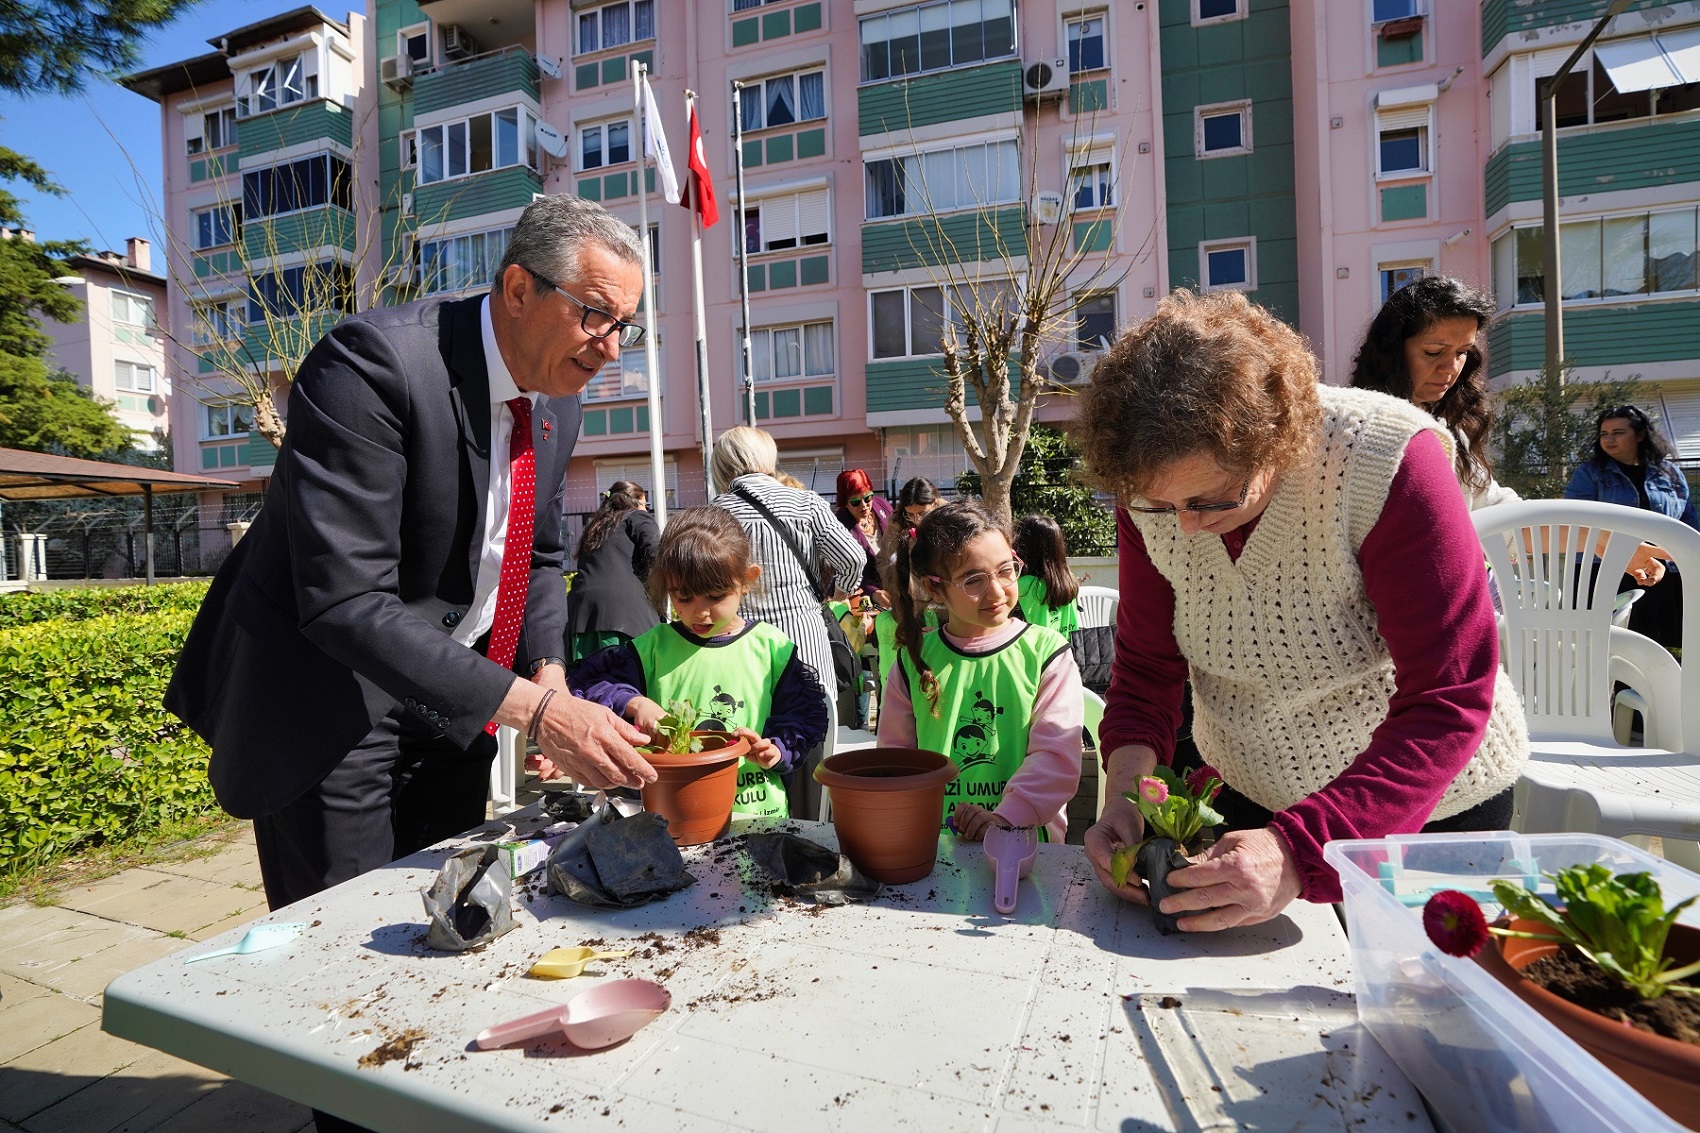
xmin=165 ymin=296 xmax=580 ymax=818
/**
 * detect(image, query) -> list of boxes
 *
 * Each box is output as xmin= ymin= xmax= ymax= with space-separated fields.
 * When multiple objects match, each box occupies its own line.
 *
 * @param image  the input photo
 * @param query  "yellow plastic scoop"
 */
xmin=528 ymin=946 xmax=634 ymax=979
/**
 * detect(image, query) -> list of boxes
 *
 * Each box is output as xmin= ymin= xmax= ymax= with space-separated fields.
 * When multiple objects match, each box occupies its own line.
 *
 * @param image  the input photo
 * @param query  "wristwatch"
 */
xmin=528 ymin=656 xmax=566 ymax=676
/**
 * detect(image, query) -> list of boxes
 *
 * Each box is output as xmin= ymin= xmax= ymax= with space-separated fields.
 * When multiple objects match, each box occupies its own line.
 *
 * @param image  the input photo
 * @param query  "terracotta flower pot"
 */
xmin=639 ymin=731 xmax=749 ymax=847
xmin=1475 ymin=916 xmax=1700 ymax=1127
xmin=814 ymin=747 xmax=959 ymax=884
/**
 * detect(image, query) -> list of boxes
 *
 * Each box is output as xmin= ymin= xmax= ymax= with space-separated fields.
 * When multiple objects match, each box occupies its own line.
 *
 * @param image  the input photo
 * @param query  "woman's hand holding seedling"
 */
xmin=1162 ymin=828 xmax=1303 ymax=931
xmin=1083 ymin=744 xmax=1159 ymax=905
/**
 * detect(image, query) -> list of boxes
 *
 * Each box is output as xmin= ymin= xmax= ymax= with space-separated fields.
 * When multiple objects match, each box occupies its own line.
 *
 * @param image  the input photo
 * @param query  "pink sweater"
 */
xmin=1099 ymin=429 xmax=1503 ymax=902
xmin=879 ymin=620 xmax=1084 ymax=843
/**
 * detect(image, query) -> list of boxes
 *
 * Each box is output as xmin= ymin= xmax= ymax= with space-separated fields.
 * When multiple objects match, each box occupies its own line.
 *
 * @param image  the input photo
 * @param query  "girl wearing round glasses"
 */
xmin=1074 ymin=288 xmax=1527 ymax=932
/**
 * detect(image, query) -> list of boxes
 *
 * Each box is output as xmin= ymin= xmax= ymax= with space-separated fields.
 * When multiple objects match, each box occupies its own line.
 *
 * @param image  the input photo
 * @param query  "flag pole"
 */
xmin=730 ymin=81 xmax=757 ymax=427
xmin=634 ymin=59 xmax=666 ymax=527
xmin=686 ymin=89 xmax=715 ymax=498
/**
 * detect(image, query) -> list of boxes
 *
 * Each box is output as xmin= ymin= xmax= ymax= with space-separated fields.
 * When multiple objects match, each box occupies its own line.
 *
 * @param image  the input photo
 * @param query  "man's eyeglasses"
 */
xmin=930 ymin=557 xmax=1023 ymax=601
xmin=847 ymin=493 xmax=876 ymax=507
xmin=527 ymin=269 xmax=647 ymax=348
xmin=1126 ymin=477 xmax=1250 ymax=515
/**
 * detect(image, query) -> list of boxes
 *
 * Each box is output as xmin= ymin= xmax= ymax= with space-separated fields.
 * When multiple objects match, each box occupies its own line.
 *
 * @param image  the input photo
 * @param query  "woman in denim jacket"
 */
xmin=1564 ymin=405 xmax=1698 ymax=648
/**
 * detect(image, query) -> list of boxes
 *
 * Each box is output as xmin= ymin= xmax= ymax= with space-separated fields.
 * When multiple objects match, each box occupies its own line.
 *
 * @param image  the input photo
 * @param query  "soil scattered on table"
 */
xmin=1524 ymin=950 xmax=1700 ymax=1044
xmin=358 ymin=1028 xmax=428 ymax=1069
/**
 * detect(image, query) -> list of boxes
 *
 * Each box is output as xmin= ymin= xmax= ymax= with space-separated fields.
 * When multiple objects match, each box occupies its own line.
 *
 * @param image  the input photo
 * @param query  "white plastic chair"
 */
xmin=1474 ymin=499 xmax=1700 ymax=868
xmin=1076 ymin=585 xmax=1119 ymax=629
xmin=1082 ymin=688 xmax=1110 ymax=819
xmin=489 ymin=725 xmax=525 ymax=817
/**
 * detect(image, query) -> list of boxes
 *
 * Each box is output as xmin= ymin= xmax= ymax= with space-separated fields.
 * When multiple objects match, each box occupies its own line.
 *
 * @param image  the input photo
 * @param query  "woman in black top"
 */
xmin=566 ymin=481 xmax=661 ymax=665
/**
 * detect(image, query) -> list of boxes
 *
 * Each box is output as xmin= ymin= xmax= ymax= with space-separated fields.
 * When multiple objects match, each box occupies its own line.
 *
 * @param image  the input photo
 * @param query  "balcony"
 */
xmin=859 ymin=60 xmax=1022 ymax=138
xmin=235 ymin=99 xmax=352 ymax=161
xmin=413 ymin=46 xmax=539 ymax=118
xmin=1484 ymin=119 xmax=1700 ymax=218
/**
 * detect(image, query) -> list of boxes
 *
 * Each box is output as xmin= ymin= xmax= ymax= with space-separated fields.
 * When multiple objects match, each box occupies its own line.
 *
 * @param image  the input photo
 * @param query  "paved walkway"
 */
xmin=0 ymin=825 xmax=312 ymax=1132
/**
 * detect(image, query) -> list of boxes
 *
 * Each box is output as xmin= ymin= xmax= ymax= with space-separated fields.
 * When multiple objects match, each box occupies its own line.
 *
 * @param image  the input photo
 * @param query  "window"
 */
xmin=193 ymin=204 xmax=238 ymax=249
xmin=1535 ymin=54 xmax=1700 ymax=131
xmin=399 ymin=130 xmax=418 ymax=170
xmin=576 ymin=0 xmax=655 ymax=55
xmin=1075 ymin=292 xmax=1116 ymax=351
xmin=1376 ymin=104 xmax=1429 ymax=176
xmin=858 ymin=0 xmax=1016 ymax=83
xmin=239 ymin=53 xmax=316 ymax=117
xmin=739 ymin=69 xmax=826 ymax=132
xmin=739 ymin=321 xmax=835 ymax=384
xmin=419 ymin=226 xmax=513 ymax=295
xmin=1199 ymin=238 xmax=1256 ymax=291
xmin=1069 ymin=158 xmax=1113 ymax=210
xmin=1067 ymin=14 xmax=1106 ymax=73
xmin=418 ymin=108 xmax=538 ymax=184
xmin=113 ymin=360 xmax=157 ymax=393
xmin=247 ymin=261 xmax=355 ymax=322
xmin=186 ymin=104 xmax=238 ymax=155
xmin=578 ymin=118 xmax=632 ymax=171
xmin=744 ymin=187 xmax=831 ymax=252
xmin=242 ymin=154 xmax=352 ymax=219
xmin=191 ymin=299 xmax=246 ymax=345
xmin=203 ymin=402 xmax=253 ymax=439
xmin=1379 ymin=263 xmax=1428 ymax=304
xmin=864 ymin=138 xmax=1020 ymax=219
xmin=584 ymin=350 xmax=650 ymax=402
xmin=1373 ymin=0 xmax=1420 ymax=20
xmin=1196 ymin=101 xmax=1252 ymax=157
xmin=1491 ymin=208 xmax=1700 ymax=309
xmin=1193 ymin=0 xmax=1243 ymax=25
xmin=110 ymin=291 xmax=155 ymax=330
xmin=398 ymin=24 xmax=431 ymax=68
xmin=870 ymin=281 xmax=1013 ymax=358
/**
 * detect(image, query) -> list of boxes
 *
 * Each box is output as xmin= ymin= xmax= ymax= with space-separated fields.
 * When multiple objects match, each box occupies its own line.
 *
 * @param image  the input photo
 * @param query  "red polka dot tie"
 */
xmin=484 ymin=396 xmax=535 ymax=735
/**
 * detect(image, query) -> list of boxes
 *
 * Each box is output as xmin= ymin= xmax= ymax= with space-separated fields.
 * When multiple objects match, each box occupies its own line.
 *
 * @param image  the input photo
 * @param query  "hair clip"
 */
xmin=906 ymin=526 xmax=918 ymax=540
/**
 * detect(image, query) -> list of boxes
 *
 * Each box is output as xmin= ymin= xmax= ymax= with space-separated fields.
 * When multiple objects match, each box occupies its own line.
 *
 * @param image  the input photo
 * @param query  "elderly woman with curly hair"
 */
xmin=1075 ymin=289 xmax=1528 ymax=931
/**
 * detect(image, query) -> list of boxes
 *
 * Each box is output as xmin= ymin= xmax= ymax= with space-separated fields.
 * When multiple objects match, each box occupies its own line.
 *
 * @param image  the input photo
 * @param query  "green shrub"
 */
xmin=0 ymin=607 xmax=216 ymax=875
xmin=0 ymin=581 xmax=209 ymax=630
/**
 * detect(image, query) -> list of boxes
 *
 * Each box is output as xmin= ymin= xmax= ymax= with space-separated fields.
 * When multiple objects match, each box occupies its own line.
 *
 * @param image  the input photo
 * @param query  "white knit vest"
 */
xmin=1131 ymin=385 xmax=1528 ymax=818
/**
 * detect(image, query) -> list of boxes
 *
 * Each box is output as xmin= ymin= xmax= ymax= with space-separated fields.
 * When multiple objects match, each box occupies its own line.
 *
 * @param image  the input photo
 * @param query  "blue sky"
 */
xmin=0 ymin=0 xmax=276 ymax=265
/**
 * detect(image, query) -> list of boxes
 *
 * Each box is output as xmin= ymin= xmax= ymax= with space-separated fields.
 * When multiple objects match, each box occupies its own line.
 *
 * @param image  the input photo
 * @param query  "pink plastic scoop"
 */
xmin=474 ymin=978 xmax=671 ymax=1051
xmin=983 ymin=824 xmax=1038 ymax=915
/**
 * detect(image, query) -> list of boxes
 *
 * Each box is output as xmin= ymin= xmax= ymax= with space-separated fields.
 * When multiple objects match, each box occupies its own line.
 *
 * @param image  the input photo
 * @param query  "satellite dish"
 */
xmin=537 ymin=55 xmax=563 ymax=81
xmin=535 ymin=122 xmax=569 ymax=160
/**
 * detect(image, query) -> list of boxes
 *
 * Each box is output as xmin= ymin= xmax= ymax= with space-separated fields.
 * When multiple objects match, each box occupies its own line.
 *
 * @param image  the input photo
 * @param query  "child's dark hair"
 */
xmin=891 ymin=500 xmax=1010 ymax=715
xmin=1012 ymin=514 xmax=1078 ymax=609
xmin=576 ymin=479 xmax=645 ymax=560
xmin=645 ymin=507 xmax=755 ymax=615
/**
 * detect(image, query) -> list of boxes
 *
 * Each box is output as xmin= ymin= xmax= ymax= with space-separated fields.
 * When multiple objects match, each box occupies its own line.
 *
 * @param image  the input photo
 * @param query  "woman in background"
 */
xmin=834 ymin=468 xmax=894 ymax=606
xmin=566 ymin=480 xmax=659 ymax=665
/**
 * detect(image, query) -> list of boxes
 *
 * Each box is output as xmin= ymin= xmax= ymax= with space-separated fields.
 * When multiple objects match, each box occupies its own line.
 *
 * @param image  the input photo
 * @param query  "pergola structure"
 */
xmin=0 ymin=448 xmax=239 ymax=584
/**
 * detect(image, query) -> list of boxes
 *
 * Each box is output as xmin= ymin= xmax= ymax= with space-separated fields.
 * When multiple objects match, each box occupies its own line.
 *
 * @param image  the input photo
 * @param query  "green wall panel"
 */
xmin=793 ymin=3 xmax=822 ymax=33
xmin=796 ymin=128 xmax=826 ymax=159
xmin=859 ymin=61 xmax=1021 ymax=136
xmin=413 ymin=50 xmax=539 ymax=117
xmin=237 ymin=101 xmax=351 ymax=161
xmin=742 ymin=140 xmax=762 ymax=168
xmin=803 ymin=385 xmax=833 ymax=415
xmin=861 ymin=206 xmax=1026 ymax=274
xmin=769 ymin=260 xmax=797 ymax=289
xmin=1380 ymin=183 xmax=1428 ymax=222
xmin=602 ymin=56 xmax=625 ymax=85
xmin=576 ymin=62 xmax=600 ymax=90
xmin=799 ymin=255 xmax=829 ymax=285
xmin=577 ymin=177 xmax=602 ymax=201
xmin=582 ymin=409 xmax=607 ymax=436
xmin=1070 ymin=79 xmax=1108 ymax=114
xmin=1481 ymin=0 xmax=1669 ymax=59
xmin=245 ymin=435 xmax=277 ymax=471
xmin=765 ymin=134 xmax=794 ymax=164
xmin=413 ymin=165 xmax=542 ymax=224
xmin=1074 ymin=217 xmax=1113 ymax=252
xmin=1484 ymin=121 xmax=1700 ymax=218
xmin=244 ymin=207 xmax=356 ymax=260
xmin=747 ymin=263 xmax=767 ymax=291
xmin=604 ymin=172 xmax=629 ymax=199
xmin=1377 ymin=29 xmax=1423 ymax=68
xmin=762 ymin=9 xmax=791 ymax=39
xmin=1486 ymin=301 xmax=1700 ymax=377
xmin=754 ymin=392 xmax=770 ymax=419
xmin=770 ymin=388 xmax=801 ymax=417
xmin=732 ymin=18 xmax=759 ymax=47
xmin=609 ymin=406 xmax=635 ymax=433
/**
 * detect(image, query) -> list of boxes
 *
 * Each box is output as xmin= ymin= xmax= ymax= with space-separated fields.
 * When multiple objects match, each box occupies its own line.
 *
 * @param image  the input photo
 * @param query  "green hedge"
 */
xmin=0 ymin=604 xmax=216 ymax=875
xmin=0 ymin=581 xmax=210 ymax=629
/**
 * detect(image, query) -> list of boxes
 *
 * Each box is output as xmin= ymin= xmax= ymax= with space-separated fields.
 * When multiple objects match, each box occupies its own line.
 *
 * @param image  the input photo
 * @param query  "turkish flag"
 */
xmin=684 ymin=106 xmax=719 ymax=227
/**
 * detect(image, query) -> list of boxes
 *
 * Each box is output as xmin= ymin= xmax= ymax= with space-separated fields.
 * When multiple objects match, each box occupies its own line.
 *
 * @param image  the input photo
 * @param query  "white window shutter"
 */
xmin=184 ymin=111 xmax=205 ymax=154
xmin=765 ymin=194 xmax=799 ymax=247
xmin=1377 ymin=104 xmax=1430 ymax=133
xmin=797 ymin=188 xmax=830 ymax=241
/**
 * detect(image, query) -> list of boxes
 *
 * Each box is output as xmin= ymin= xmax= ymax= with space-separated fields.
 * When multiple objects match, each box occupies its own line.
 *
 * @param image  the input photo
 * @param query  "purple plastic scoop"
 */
xmin=983 ymin=824 xmax=1038 ymax=915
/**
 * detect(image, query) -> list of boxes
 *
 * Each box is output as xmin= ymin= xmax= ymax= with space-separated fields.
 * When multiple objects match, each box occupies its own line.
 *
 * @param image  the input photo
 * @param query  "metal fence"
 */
xmin=1 ymin=493 xmax=265 ymax=582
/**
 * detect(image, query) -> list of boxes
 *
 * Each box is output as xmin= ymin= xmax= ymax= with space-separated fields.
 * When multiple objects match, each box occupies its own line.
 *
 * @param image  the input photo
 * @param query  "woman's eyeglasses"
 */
xmin=1126 ymin=477 xmax=1250 ymax=515
xmin=526 ymin=268 xmax=647 ymax=348
xmin=930 ymin=558 xmax=1023 ymax=601
xmin=847 ymin=493 xmax=876 ymax=507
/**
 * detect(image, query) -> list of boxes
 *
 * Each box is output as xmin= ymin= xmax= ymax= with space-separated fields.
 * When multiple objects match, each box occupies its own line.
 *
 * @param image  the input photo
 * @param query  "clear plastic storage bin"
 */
xmin=1323 ymin=831 xmax=1700 ymax=1133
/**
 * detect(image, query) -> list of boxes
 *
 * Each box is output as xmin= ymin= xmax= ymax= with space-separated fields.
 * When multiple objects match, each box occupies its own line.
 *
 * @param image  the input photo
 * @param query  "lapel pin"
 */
xmin=541 ymin=419 xmax=552 ymax=441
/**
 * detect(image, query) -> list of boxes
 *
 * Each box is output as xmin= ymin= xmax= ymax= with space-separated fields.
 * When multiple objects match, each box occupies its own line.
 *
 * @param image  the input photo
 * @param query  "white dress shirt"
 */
xmin=451 ymin=297 xmax=540 ymax=648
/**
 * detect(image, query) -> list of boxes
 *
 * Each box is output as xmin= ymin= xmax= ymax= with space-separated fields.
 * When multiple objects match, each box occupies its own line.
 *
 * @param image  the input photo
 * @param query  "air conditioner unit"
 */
xmin=1046 ymin=350 xmax=1100 ymax=386
xmin=441 ymin=25 xmax=480 ymax=61
xmin=1023 ymin=57 xmax=1070 ymax=100
xmin=390 ymin=261 xmax=418 ymax=287
xmin=380 ymin=55 xmax=413 ymax=90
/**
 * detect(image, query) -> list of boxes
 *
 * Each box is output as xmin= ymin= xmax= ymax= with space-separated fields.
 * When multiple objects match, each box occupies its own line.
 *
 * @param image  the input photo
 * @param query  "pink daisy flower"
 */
xmin=1137 ymin=776 xmax=1169 ymax=806
xmin=1422 ymin=890 xmax=1490 ymax=958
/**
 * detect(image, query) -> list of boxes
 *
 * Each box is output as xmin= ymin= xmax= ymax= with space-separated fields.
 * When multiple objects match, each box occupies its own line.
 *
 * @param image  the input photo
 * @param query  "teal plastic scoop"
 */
xmin=183 ymin=922 xmax=306 ymax=964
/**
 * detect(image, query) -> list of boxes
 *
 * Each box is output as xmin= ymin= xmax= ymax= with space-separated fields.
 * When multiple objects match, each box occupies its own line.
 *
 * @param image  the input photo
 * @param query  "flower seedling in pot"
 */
xmin=639 ymin=699 xmax=708 ymax=755
xmin=1108 ymin=765 xmax=1224 ymax=935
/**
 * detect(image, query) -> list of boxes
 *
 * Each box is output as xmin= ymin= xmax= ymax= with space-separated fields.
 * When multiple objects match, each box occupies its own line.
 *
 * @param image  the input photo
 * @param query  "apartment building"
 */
xmin=122 ymin=0 xmax=1700 ymax=521
xmin=40 ymin=238 xmax=171 ymax=451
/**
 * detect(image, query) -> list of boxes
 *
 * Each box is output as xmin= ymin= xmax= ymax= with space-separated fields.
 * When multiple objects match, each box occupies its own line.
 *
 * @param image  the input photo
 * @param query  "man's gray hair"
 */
xmin=711 ymin=426 xmax=779 ymax=489
xmin=496 ymin=195 xmax=644 ymax=292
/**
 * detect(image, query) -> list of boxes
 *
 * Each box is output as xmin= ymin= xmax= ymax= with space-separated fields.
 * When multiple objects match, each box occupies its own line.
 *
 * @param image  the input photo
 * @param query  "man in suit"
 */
xmin=167 ymin=196 xmax=659 ymax=914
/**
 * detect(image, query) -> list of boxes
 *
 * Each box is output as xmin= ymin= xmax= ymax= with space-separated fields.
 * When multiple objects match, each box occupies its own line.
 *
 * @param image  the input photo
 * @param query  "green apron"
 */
xmin=1016 ymin=575 xmax=1080 ymax=636
xmin=632 ymin=621 xmax=794 ymax=819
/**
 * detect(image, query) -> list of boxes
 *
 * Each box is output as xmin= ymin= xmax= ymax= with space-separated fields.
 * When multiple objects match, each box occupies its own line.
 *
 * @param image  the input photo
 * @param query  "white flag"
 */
xmin=641 ymin=74 xmax=681 ymax=205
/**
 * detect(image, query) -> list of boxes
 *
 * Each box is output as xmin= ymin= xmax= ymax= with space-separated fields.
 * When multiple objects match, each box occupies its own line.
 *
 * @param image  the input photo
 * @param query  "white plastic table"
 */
xmin=104 ymin=814 xmax=1433 ymax=1132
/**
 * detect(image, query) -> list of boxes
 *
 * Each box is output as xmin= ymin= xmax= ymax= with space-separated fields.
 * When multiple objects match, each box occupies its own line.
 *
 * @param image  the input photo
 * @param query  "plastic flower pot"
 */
xmin=1138 ymin=837 xmax=1191 ymax=936
xmin=814 ymin=747 xmax=959 ymax=884
xmin=639 ymin=731 xmax=749 ymax=847
xmin=1475 ymin=916 xmax=1700 ymax=1127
